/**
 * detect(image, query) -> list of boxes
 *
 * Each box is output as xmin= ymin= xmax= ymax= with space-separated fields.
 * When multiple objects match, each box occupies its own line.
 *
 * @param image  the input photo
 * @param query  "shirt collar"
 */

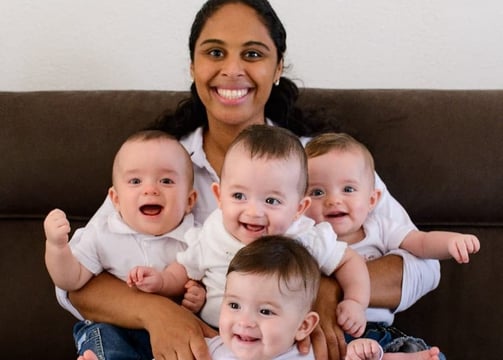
xmin=107 ymin=211 xmax=194 ymax=242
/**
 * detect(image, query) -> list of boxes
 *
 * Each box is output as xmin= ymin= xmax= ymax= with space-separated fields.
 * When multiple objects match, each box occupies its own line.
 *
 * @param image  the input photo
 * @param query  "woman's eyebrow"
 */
xmin=243 ymin=41 xmax=271 ymax=51
xmin=199 ymin=38 xmax=224 ymax=46
xmin=199 ymin=38 xmax=271 ymax=51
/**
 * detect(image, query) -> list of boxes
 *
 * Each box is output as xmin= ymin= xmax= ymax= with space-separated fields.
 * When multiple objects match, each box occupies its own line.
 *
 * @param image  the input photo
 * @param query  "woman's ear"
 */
xmin=275 ymin=58 xmax=284 ymax=81
xmin=211 ymin=182 xmax=222 ymax=208
xmin=295 ymin=311 xmax=320 ymax=341
xmin=190 ymin=63 xmax=194 ymax=82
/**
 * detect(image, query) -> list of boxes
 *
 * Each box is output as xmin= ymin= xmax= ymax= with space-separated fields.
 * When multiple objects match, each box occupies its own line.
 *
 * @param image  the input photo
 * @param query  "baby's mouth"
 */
xmin=140 ymin=204 xmax=163 ymax=216
xmin=242 ymin=223 xmax=265 ymax=232
xmin=236 ymin=334 xmax=258 ymax=342
xmin=326 ymin=211 xmax=347 ymax=218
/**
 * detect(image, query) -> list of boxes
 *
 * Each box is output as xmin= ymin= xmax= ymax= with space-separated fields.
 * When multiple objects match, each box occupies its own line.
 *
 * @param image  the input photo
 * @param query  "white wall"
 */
xmin=2 ymin=0 xmax=502 ymax=91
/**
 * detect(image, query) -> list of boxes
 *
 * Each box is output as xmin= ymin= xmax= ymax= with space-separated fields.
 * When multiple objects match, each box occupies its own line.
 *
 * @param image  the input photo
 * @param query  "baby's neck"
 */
xmin=338 ymin=227 xmax=366 ymax=245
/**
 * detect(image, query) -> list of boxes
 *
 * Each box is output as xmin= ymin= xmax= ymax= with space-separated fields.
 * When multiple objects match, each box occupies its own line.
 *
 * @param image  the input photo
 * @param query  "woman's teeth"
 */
xmin=217 ymin=88 xmax=248 ymax=99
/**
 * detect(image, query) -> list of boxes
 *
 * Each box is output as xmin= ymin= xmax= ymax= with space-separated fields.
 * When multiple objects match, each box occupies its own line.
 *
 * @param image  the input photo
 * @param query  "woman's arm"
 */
xmin=373 ymin=173 xmax=440 ymax=310
xmin=367 ymin=254 xmax=403 ymax=309
xmin=69 ymin=272 xmax=216 ymax=360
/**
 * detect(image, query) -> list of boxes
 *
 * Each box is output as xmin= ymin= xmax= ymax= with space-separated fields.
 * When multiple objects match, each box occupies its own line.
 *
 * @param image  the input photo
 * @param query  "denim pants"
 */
xmin=345 ymin=322 xmax=446 ymax=360
xmin=73 ymin=320 xmax=153 ymax=360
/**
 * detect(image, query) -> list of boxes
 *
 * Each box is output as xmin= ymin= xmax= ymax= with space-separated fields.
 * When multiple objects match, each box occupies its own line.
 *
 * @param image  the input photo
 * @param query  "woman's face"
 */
xmin=191 ymin=3 xmax=283 ymax=129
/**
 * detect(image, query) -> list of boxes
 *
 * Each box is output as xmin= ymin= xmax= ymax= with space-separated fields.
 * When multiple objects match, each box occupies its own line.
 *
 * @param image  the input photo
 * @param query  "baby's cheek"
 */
xmin=305 ymin=204 xmax=321 ymax=221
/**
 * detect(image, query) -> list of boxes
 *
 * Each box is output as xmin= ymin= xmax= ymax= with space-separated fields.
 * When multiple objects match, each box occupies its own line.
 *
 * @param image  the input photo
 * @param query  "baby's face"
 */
xmin=306 ymin=149 xmax=378 ymax=243
xmin=214 ymin=146 xmax=309 ymax=245
xmin=219 ymin=271 xmax=311 ymax=360
xmin=110 ymin=138 xmax=195 ymax=236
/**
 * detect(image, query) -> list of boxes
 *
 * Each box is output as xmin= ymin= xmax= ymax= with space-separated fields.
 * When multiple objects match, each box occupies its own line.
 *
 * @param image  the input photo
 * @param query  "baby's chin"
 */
xmin=133 ymin=223 xmax=171 ymax=236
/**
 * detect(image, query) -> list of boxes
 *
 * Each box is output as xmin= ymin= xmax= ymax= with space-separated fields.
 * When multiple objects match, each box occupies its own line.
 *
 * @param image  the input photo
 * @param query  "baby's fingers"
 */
xmin=466 ymin=235 xmax=481 ymax=254
xmin=128 ymin=266 xmax=144 ymax=285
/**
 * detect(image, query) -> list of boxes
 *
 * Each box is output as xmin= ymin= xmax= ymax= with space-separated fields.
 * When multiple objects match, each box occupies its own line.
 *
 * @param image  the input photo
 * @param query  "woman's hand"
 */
xmin=70 ymin=272 xmax=217 ymax=360
xmin=147 ymin=305 xmax=217 ymax=360
xmin=314 ymin=276 xmax=346 ymax=360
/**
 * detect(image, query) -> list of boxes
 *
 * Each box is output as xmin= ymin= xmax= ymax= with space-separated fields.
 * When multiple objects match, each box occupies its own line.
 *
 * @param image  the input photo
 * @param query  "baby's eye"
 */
xmin=129 ymin=178 xmax=141 ymax=185
xmin=232 ymin=192 xmax=245 ymax=200
xmin=265 ymin=197 xmax=280 ymax=205
xmin=160 ymin=178 xmax=174 ymax=185
xmin=229 ymin=302 xmax=240 ymax=310
xmin=343 ymin=186 xmax=356 ymax=193
xmin=259 ymin=308 xmax=274 ymax=316
xmin=309 ymin=188 xmax=325 ymax=197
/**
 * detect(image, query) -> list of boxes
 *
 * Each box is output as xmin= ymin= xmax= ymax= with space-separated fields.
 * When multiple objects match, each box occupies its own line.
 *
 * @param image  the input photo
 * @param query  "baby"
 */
xmin=44 ymin=130 xmax=204 ymax=343
xmin=305 ymin=132 xmax=480 ymax=360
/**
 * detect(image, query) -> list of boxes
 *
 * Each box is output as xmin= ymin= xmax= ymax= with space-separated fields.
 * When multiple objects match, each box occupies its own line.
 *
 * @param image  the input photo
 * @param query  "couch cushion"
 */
xmin=1 ymin=91 xmax=186 ymax=219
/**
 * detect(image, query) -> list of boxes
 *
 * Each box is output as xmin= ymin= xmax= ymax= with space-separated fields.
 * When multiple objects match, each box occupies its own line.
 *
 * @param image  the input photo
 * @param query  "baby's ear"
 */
xmin=295 ymin=196 xmax=312 ymax=219
xmin=185 ymin=189 xmax=198 ymax=214
xmin=211 ymin=182 xmax=222 ymax=208
xmin=369 ymin=188 xmax=382 ymax=210
xmin=295 ymin=311 xmax=320 ymax=341
xmin=108 ymin=186 xmax=121 ymax=211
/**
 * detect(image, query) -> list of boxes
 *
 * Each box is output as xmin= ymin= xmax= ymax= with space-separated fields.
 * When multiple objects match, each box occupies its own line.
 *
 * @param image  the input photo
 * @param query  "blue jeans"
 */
xmin=73 ymin=321 xmax=153 ymax=360
xmin=345 ymin=322 xmax=446 ymax=360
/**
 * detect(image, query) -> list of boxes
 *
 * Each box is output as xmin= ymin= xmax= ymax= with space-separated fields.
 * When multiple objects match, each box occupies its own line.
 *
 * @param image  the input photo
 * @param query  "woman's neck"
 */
xmin=203 ymin=118 xmax=266 ymax=177
xmin=203 ymin=129 xmax=231 ymax=177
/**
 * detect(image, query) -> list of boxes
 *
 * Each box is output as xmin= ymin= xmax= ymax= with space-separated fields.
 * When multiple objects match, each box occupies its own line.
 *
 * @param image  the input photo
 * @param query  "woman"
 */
xmin=63 ymin=1 xmax=440 ymax=359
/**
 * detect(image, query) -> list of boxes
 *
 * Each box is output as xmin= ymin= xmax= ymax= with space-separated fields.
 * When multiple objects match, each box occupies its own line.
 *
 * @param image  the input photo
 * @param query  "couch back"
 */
xmin=1 ymin=89 xmax=501 ymax=359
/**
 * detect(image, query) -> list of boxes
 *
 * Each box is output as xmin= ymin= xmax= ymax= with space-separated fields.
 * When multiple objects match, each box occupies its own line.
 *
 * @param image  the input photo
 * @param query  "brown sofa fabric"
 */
xmin=1 ymin=89 xmax=501 ymax=359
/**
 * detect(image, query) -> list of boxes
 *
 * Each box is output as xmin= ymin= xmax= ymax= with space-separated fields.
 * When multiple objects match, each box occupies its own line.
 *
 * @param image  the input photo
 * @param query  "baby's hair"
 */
xmin=125 ymin=129 xmax=177 ymax=143
xmin=227 ymin=235 xmax=321 ymax=309
xmin=305 ymin=132 xmax=376 ymax=184
xmin=113 ymin=129 xmax=194 ymax=185
xmin=224 ymin=124 xmax=308 ymax=195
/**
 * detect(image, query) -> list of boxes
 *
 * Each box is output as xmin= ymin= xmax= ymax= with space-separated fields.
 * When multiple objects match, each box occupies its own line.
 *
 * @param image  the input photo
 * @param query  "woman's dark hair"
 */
xmin=153 ymin=0 xmax=315 ymax=138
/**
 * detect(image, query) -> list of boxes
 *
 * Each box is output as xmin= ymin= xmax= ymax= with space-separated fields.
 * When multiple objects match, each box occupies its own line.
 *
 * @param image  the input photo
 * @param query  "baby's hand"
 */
xmin=182 ymin=280 xmax=206 ymax=313
xmin=127 ymin=266 xmax=163 ymax=293
xmin=336 ymin=299 xmax=366 ymax=338
xmin=44 ymin=209 xmax=71 ymax=247
xmin=448 ymin=234 xmax=480 ymax=263
xmin=346 ymin=338 xmax=383 ymax=360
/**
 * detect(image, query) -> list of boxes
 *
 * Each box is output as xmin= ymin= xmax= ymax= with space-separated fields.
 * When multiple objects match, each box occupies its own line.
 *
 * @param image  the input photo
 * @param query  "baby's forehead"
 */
xmin=113 ymin=138 xmax=191 ymax=175
xmin=225 ymin=143 xmax=301 ymax=165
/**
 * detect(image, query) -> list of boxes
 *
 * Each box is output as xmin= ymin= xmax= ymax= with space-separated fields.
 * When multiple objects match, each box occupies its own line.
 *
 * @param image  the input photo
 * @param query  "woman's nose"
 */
xmin=221 ymin=54 xmax=244 ymax=78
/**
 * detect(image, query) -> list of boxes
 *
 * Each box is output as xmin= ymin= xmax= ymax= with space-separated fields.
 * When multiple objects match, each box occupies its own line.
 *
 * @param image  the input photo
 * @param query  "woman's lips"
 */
xmin=216 ymin=88 xmax=249 ymax=100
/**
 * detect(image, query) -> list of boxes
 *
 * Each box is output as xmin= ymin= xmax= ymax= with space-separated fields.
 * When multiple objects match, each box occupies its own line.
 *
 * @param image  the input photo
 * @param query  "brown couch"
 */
xmin=1 ymin=89 xmax=501 ymax=359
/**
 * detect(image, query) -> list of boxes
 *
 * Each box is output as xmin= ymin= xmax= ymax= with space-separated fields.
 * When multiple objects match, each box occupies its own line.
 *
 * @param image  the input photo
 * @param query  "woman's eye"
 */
xmin=265 ymin=198 xmax=280 ymax=205
xmin=208 ymin=49 xmax=224 ymax=58
xmin=309 ymin=188 xmax=325 ymax=197
xmin=160 ymin=178 xmax=174 ymax=184
xmin=244 ymin=50 xmax=262 ymax=60
xmin=129 ymin=178 xmax=141 ymax=185
xmin=232 ymin=193 xmax=245 ymax=200
xmin=343 ymin=186 xmax=356 ymax=193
